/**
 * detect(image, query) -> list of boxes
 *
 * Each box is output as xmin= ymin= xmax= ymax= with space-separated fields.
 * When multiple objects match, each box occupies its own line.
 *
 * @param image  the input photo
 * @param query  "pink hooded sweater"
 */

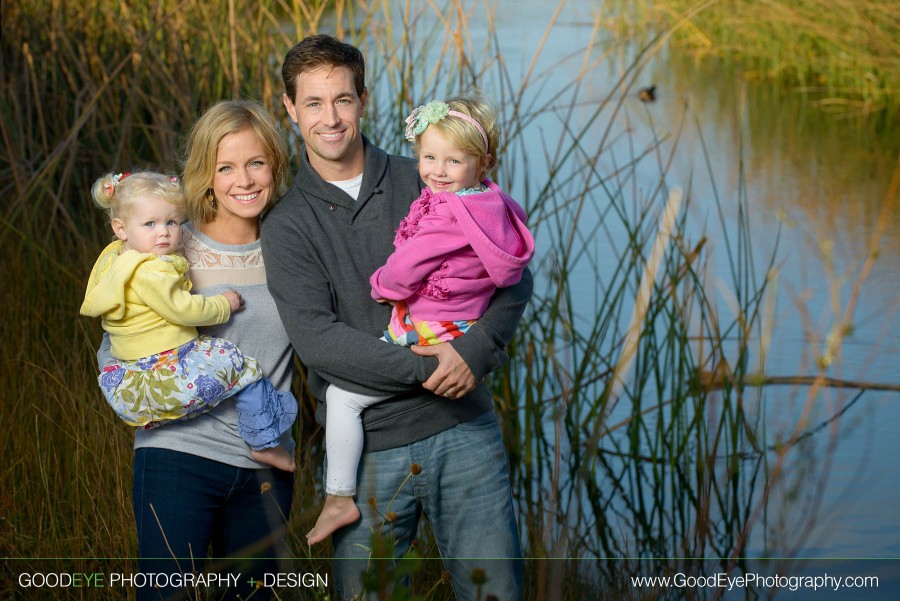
xmin=370 ymin=179 xmax=535 ymax=322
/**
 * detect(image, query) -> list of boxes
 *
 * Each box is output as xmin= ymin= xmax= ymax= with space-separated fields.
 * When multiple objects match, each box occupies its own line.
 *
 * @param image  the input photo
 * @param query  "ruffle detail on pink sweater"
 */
xmin=393 ymin=189 xmax=441 ymax=247
xmin=417 ymin=261 xmax=451 ymax=300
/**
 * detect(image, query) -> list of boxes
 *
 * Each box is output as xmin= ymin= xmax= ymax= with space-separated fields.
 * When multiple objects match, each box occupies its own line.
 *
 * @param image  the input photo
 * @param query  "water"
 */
xmin=523 ymin=3 xmax=893 ymax=594
xmin=361 ymin=1 xmax=900 ymax=596
xmin=646 ymin=53 xmax=900 ymax=383
xmin=643 ymin=51 xmax=900 ymax=568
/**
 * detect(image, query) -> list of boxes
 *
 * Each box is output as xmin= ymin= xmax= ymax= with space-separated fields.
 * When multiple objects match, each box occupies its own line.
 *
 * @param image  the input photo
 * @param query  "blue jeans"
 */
xmin=332 ymin=411 xmax=523 ymax=600
xmin=132 ymin=448 xmax=294 ymax=600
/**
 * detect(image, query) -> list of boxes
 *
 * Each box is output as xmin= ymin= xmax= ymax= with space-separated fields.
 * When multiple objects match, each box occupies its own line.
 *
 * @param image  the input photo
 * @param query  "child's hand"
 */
xmin=223 ymin=290 xmax=245 ymax=313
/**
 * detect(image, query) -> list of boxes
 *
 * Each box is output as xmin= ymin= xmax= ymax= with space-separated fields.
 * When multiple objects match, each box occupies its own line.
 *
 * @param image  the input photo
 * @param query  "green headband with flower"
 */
xmin=404 ymin=100 xmax=489 ymax=153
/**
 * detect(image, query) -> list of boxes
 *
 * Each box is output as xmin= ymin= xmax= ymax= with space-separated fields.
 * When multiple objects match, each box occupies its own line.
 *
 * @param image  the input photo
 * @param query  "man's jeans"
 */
xmin=332 ymin=411 xmax=523 ymax=600
xmin=132 ymin=448 xmax=294 ymax=600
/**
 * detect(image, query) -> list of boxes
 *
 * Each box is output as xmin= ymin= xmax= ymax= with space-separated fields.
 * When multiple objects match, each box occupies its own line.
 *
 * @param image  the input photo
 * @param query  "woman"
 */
xmin=100 ymin=99 xmax=295 ymax=600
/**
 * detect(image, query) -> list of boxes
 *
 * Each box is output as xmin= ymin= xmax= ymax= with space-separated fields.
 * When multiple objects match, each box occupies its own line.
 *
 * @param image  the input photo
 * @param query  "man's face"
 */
xmin=283 ymin=65 xmax=367 ymax=179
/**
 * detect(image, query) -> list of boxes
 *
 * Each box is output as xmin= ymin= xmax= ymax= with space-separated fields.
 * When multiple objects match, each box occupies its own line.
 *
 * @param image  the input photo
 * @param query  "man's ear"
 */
xmin=359 ymin=87 xmax=368 ymax=110
xmin=111 ymin=218 xmax=127 ymax=241
xmin=283 ymin=92 xmax=298 ymax=125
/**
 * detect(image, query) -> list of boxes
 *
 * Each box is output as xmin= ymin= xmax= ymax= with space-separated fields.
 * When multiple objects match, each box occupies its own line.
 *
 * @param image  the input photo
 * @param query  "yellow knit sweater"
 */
xmin=80 ymin=240 xmax=231 ymax=360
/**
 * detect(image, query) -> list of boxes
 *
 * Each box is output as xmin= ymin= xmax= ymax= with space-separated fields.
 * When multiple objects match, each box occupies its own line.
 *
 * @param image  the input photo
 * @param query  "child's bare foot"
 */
xmin=307 ymin=494 xmax=360 ymax=545
xmin=251 ymin=446 xmax=296 ymax=472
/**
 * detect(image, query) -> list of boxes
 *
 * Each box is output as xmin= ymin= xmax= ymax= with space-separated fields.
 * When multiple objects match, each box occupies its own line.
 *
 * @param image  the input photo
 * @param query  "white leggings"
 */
xmin=324 ymin=384 xmax=391 ymax=496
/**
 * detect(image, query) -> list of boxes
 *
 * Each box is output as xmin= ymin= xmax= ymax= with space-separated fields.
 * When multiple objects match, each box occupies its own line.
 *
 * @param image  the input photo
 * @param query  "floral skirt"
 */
xmin=98 ymin=335 xmax=261 ymax=429
xmin=384 ymin=301 xmax=477 ymax=347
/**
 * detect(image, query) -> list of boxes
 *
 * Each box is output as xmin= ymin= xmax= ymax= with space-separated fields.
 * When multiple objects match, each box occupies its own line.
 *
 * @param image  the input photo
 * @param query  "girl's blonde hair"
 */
xmin=182 ymin=99 xmax=291 ymax=224
xmin=413 ymin=95 xmax=501 ymax=177
xmin=90 ymin=171 xmax=184 ymax=222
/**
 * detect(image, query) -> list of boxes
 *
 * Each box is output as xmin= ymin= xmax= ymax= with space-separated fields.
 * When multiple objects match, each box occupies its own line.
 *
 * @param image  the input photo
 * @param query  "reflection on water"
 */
xmin=607 ymin=33 xmax=900 ymax=600
xmin=642 ymin=53 xmax=900 ymax=578
xmin=645 ymin=52 xmax=900 ymax=380
xmin=539 ymin=14 xmax=898 ymax=601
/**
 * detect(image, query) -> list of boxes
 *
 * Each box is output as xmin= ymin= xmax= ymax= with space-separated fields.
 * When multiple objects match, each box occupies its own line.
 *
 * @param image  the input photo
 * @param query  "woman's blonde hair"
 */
xmin=90 ymin=171 xmax=183 ymax=222
xmin=182 ymin=99 xmax=291 ymax=224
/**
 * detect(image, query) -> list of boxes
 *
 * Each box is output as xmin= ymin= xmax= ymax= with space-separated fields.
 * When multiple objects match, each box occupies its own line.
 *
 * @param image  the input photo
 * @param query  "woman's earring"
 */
xmin=206 ymin=190 xmax=217 ymax=209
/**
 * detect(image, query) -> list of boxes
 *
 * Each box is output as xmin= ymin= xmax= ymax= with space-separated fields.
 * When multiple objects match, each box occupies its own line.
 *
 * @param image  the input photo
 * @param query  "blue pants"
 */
xmin=132 ymin=448 xmax=294 ymax=600
xmin=332 ymin=411 xmax=523 ymax=600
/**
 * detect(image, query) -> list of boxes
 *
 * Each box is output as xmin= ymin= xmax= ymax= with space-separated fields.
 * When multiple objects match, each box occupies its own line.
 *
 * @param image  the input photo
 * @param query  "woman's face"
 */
xmin=211 ymin=128 xmax=274 ymax=223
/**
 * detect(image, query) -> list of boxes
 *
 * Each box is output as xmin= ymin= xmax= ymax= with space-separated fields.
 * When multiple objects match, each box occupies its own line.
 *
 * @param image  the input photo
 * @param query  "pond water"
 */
xmin=507 ymin=1 xmax=895 ymax=593
xmin=361 ymin=1 xmax=900 ymax=597
xmin=640 ymin=31 xmax=900 ymax=586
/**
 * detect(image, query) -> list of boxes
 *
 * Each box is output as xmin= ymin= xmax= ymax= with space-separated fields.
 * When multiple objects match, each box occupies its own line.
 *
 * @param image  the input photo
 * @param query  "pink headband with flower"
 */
xmin=404 ymin=101 xmax=489 ymax=153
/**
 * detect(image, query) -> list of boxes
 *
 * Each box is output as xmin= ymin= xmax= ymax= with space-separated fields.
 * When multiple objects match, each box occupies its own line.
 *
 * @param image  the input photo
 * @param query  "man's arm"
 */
xmin=425 ymin=266 xmax=534 ymax=394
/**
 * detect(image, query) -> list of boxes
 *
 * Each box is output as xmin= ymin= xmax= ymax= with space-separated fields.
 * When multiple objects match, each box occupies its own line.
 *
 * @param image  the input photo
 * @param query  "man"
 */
xmin=261 ymin=34 xmax=530 ymax=600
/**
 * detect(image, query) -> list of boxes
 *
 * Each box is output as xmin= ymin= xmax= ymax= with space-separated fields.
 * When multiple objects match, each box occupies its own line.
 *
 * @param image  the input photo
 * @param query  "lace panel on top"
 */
xmin=181 ymin=226 xmax=267 ymax=290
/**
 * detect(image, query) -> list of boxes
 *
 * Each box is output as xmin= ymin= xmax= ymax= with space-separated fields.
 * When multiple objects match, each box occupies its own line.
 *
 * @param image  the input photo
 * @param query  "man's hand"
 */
xmin=412 ymin=343 xmax=477 ymax=399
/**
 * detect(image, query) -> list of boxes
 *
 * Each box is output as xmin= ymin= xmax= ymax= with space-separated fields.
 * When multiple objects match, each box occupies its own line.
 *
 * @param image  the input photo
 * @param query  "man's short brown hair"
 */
xmin=281 ymin=34 xmax=366 ymax=102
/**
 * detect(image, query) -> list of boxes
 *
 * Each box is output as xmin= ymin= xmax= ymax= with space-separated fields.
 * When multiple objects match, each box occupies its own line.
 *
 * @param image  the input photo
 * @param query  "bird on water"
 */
xmin=638 ymin=85 xmax=656 ymax=103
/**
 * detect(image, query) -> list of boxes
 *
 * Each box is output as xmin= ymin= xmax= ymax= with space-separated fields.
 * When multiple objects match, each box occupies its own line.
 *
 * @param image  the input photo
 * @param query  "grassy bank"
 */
xmin=1 ymin=0 xmax=859 ymax=599
xmin=605 ymin=0 xmax=900 ymax=115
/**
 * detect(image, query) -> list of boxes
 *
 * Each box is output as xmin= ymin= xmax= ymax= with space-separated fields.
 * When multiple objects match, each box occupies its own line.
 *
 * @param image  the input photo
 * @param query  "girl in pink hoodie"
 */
xmin=308 ymin=96 xmax=535 ymax=544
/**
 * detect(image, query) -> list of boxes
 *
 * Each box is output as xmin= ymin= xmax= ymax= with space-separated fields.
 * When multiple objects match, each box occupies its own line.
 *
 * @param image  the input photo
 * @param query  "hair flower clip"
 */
xmin=404 ymin=101 xmax=450 ymax=142
xmin=102 ymin=172 xmax=131 ymax=198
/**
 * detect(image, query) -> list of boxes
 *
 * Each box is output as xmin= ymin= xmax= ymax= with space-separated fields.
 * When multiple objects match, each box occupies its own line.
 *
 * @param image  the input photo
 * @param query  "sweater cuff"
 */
xmin=212 ymin=294 xmax=232 ymax=322
xmin=452 ymin=327 xmax=507 ymax=383
xmin=416 ymin=354 xmax=440 ymax=382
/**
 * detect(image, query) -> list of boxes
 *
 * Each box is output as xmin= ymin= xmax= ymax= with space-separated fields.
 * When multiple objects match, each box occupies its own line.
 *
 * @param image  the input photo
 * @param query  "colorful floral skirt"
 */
xmin=98 ymin=335 xmax=261 ymax=429
xmin=384 ymin=301 xmax=477 ymax=347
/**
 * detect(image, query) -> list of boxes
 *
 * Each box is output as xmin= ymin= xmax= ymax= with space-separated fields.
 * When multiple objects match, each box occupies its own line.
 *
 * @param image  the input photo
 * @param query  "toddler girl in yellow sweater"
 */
xmin=81 ymin=171 xmax=296 ymax=471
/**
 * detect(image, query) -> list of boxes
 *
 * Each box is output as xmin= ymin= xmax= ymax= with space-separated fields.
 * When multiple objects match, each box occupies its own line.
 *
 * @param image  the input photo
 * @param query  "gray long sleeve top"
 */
xmin=261 ymin=137 xmax=533 ymax=451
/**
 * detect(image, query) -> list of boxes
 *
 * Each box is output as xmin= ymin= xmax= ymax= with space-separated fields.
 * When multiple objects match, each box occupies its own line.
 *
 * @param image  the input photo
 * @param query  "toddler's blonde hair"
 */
xmin=91 ymin=171 xmax=184 ymax=223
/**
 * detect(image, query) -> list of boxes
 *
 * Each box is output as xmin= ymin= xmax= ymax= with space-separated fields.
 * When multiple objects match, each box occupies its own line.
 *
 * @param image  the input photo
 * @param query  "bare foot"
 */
xmin=251 ymin=446 xmax=296 ymax=472
xmin=307 ymin=495 xmax=360 ymax=545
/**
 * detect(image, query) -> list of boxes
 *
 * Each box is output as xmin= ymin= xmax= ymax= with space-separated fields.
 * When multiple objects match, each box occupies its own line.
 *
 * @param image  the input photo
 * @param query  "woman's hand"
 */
xmin=411 ymin=343 xmax=476 ymax=399
xmin=222 ymin=290 xmax=246 ymax=313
